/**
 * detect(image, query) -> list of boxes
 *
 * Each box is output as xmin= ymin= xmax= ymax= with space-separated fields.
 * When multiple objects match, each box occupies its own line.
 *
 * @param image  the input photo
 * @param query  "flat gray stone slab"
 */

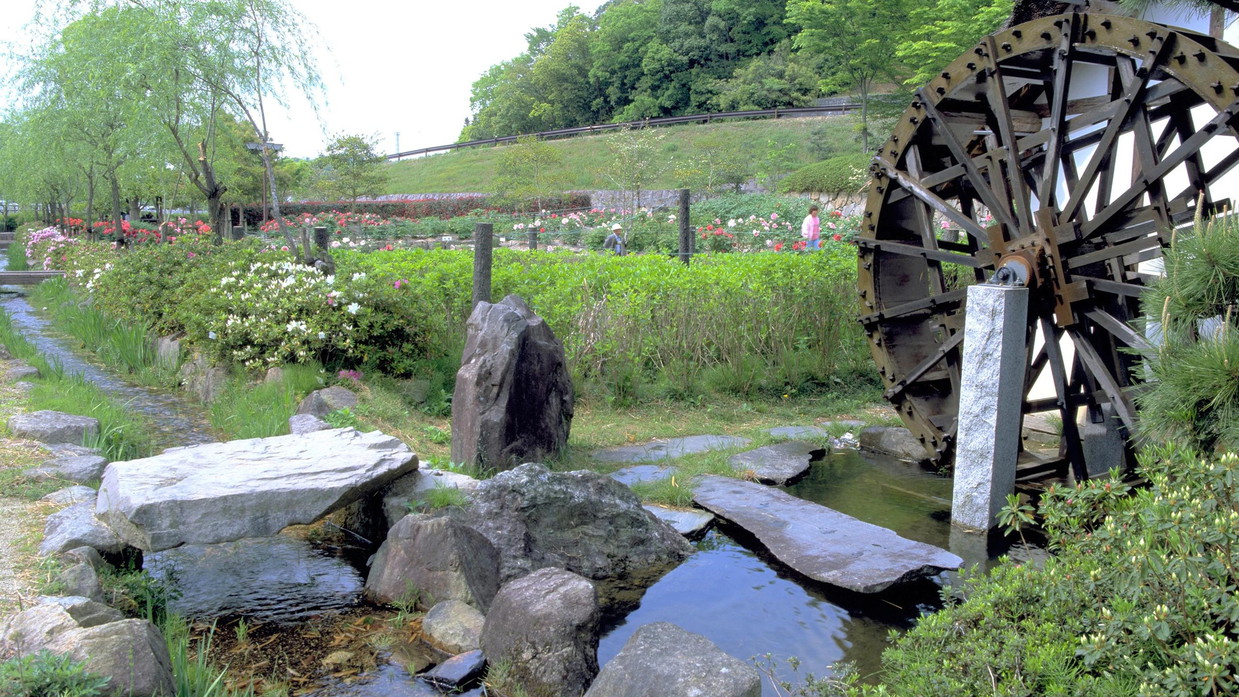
xmin=592 ymin=435 xmax=750 ymax=464
xmin=728 ymin=441 xmax=825 ymax=485
xmin=692 ymin=475 xmax=961 ymax=593
xmin=644 ymin=504 xmax=713 ymax=537
xmin=767 ymin=426 xmax=830 ymax=439
xmin=96 ymin=427 xmax=417 ymax=551
xmin=609 ymin=465 xmax=675 ymax=486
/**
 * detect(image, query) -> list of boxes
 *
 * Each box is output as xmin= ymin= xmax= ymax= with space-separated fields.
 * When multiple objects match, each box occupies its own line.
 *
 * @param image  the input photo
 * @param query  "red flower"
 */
xmin=774 ymin=242 xmax=783 ymax=251
xmin=832 ymin=233 xmax=842 ymax=241
xmin=832 ymin=210 xmax=843 ymax=217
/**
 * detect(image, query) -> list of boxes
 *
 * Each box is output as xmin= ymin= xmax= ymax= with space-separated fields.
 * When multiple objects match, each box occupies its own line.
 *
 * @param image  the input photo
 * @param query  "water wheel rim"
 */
xmin=858 ymin=13 xmax=1239 ymax=476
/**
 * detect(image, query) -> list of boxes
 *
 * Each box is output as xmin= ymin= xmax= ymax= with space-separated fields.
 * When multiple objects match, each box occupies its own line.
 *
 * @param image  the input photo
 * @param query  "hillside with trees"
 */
xmin=460 ymin=0 xmax=1014 ymax=147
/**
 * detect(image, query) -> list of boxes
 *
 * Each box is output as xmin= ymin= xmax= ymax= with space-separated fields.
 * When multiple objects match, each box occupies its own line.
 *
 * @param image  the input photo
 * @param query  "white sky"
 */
xmin=1 ymin=0 xmax=597 ymax=158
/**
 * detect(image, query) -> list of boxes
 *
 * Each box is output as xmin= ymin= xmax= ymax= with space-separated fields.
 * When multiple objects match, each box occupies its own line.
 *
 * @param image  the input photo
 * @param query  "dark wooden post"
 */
xmin=231 ymin=224 xmax=245 ymax=241
xmin=528 ymin=229 xmax=538 ymax=250
xmin=313 ymin=226 xmax=330 ymax=251
xmin=472 ymin=223 xmax=493 ymax=308
xmin=678 ymin=188 xmax=691 ymax=265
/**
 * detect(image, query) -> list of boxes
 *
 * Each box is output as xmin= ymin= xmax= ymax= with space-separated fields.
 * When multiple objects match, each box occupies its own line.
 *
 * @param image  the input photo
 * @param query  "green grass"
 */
xmin=385 ymin=116 xmax=866 ymax=194
xmin=5 ymin=241 xmax=29 ymax=271
xmin=0 ymin=306 xmax=152 ymax=461
xmin=208 ymin=363 xmax=328 ymax=440
xmin=28 ymin=277 xmax=176 ymax=385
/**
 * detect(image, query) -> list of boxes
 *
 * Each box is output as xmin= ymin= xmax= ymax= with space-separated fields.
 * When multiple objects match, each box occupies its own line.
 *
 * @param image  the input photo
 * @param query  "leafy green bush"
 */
xmin=778 ymin=154 xmax=870 ymax=194
xmin=0 ymin=651 xmax=109 ymax=697
xmin=863 ymin=446 xmax=1239 ymax=696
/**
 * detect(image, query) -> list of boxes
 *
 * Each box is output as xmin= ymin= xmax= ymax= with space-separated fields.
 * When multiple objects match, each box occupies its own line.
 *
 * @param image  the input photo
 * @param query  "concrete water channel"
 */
xmin=2 ymin=277 xmax=1003 ymax=696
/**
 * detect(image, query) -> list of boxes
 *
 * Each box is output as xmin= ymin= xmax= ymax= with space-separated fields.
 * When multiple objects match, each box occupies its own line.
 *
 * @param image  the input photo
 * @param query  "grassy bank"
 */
xmin=385 ymin=115 xmax=867 ymax=194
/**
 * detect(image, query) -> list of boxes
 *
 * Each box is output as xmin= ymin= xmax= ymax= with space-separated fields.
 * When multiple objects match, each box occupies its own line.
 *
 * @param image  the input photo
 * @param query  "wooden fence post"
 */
xmin=231 ymin=224 xmax=245 ymax=241
xmin=678 ymin=188 xmax=691 ymax=265
xmin=528 ymin=229 xmax=538 ymax=250
xmin=472 ymin=223 xmax=494 ymax=308
xmin=313 ymin=226 xmax=330 ymax=250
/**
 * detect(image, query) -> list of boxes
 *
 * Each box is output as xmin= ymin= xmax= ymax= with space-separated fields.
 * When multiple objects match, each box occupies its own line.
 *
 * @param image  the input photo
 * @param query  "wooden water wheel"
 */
xmin=858 ymin=12 xmax=1239 ymax=478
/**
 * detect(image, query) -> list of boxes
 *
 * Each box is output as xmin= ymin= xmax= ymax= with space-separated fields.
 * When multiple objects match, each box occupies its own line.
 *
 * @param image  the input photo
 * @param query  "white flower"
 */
xmin=317 ymin=332 xmax=326 ymax=339
xmin=351 ymin=272 xmax=366 ymax=281
xmin=208 ymin=331 xmax=217 ymax=339
xmin=346 ymin=302 xmax=360 ymax=315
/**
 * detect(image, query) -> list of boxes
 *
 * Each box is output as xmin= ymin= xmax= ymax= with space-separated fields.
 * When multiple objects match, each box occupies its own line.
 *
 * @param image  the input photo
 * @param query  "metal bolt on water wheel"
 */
xmin=858 ymin=13 xmax=1239 ymax=479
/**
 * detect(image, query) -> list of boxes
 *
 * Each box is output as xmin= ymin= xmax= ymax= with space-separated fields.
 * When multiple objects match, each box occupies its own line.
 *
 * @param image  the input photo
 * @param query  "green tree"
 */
xmin=709 ymin=42 xmax=821 ymax=111
xmin=317 ymin=133 xmax=389 ymax=203
xmin=787 ymin=0 xmax=914 ymax=151
xmin=895 ymin=0 xmax=1012 ymax=87
xmin=602 ymin=125 xmax=669 ymax=211
xmin=493 ymin=135 xmax=567 ymax=211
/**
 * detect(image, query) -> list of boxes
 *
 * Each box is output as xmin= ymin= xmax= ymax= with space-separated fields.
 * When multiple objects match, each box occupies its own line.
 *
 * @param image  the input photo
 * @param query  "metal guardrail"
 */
xmin=386 ymin=104 xmax=861 ymax=160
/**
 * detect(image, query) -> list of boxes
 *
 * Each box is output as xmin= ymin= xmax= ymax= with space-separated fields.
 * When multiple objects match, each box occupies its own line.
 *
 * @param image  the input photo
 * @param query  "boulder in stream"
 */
xmin=585 ymin=622 xmax=760 ymax=697
xmin=459 ymin=463 xmax=693 ymax=584
xmin=422 ymin=599 xmax=485 ymax=654
xmin=481 ymin=568 xmax=600 ymax=697
xmin=859 ymin=426 xmax=930 ymax=462
xmin=96 ymin=427 xmax=418 ymax=551
xmin=0 ymin=600 xmax=174 ymax=697
xmin=8 ymin=410 xmax=99 ymax=446
xmin=364 ymin=514 xmax=500 ymax=611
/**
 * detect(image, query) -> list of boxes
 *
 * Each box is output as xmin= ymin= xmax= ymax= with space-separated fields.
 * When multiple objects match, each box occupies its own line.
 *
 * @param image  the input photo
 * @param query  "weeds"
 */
xmin=208 ymin=364 xmax=325 ymax=440
xmin=0 ymin=650 xmax=110 ymax=697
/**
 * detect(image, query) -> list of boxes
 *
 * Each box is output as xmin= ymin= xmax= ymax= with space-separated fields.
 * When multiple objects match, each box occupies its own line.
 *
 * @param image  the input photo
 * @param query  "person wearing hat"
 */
xmin=603 ymin=222 xmax=627 ymax=255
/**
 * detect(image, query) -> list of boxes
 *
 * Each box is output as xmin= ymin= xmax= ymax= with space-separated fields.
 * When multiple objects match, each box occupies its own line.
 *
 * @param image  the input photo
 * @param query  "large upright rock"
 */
xmin=96 ymin=428 xmax=417 ymax=551
xmin=481 ymin=568 xmax=600 ymax=697
xmin=461 ymin=463 xmax=693 ymax=584
xmin=451 ymin=295 xmax=573 ymax=472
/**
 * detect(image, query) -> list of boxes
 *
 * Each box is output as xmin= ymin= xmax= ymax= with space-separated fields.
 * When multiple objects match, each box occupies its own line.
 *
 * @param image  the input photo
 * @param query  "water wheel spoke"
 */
xmin=883 ymin=331 xmax=964 ymax=401
xmin=1066 ymin=327 xmax=1138 ymax=435
xmin=859 ymin=289 xmax=966 ymax=326
xmin=1062 ymin=37 xmax=1173 ymax=223
xmin=1084 ymin=105 xmax=1239 ymax=238
xmin=876 ymin=162 xmax=989 ymax=240
xmin=1039 ymin=317 xmax=1089 ymax=480
xmin=1039 ymin=16 xmax=1079 ymax=208
xmin=1082 ymin=308 xmax=1154 ymax=352
xmin=918 ymin=89 xmax=1020 ymax=231
xmin=984 ymin=36 xmax=1035 ymax=233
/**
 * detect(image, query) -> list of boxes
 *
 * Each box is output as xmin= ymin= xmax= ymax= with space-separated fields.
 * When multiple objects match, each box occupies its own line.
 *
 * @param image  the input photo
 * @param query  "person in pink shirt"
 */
xmin=801 ymin=204 xmax=821 ymax=250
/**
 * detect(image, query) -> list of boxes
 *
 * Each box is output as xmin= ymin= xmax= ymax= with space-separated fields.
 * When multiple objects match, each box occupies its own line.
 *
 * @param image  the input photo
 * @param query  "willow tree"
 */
xmin=21 ymin=0 xmax=322 ymax=250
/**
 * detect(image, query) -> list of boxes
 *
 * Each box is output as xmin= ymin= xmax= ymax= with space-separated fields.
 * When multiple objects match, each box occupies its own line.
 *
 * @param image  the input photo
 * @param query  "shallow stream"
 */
xmin=2 ymin=279 xmax=997 ymax=696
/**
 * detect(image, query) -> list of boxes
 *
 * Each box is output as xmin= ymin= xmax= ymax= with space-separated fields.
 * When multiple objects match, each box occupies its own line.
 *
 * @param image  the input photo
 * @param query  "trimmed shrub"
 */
xmin=239 ymin=194 xmax=592 ymax=227
xmin=777 ymin=154 xmax=870 ymax=195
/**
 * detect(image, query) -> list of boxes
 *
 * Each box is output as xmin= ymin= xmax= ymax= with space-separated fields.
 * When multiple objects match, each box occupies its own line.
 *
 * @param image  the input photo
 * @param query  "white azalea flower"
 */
xmin=347 ymin=302 xmax=360 ymax=314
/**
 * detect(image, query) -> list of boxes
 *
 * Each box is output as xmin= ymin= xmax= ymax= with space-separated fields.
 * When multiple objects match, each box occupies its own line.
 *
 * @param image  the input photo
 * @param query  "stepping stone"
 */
xmin=420 ymin=650 xmax=485 ymax=691
xmin=728 ymin=441 xmax=826 ymax=485
xmin=609 ymin=464 xmax=675 ymax=487
xmin=692 ymin=475 xmax=961 ymax=593
xmin=767 ymin=425 xmax=830 ymax=440
xmin=644 ymin=504 xmax=713 ymax=537
xmin=41 ymin=486 xmax=99 ymax=505
xmin=859 ymin=426 xmax=930 ymax=462
xmin=592 ymin=435 xmax=750 ymax=464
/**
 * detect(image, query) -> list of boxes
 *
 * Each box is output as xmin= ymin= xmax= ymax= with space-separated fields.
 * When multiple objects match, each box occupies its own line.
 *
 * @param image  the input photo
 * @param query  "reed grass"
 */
xmin=208 ymin=363 xmax=327 ymax=440
xmin=5 ymin=240 xmax=29 ymax=271
xmin=28 ymin=278 xmax=159 ymax=379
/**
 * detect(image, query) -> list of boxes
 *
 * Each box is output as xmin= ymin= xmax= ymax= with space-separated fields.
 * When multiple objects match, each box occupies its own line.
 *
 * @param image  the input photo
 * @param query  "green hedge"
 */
xmin=47 ymin=235 xmax=870 ymax=398
xmin=778 ymin=154 xmax=870 ymax=194
xmin=240 ymin=194 xmax=592 ymax=227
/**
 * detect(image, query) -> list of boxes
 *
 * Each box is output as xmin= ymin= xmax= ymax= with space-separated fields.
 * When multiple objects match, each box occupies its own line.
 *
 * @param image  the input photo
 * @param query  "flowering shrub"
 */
xmin=25 ymin=227 xmax=80 ymax=270
xmin=239 ymin=194 xmax=591 ymax=227
xmin=178 ymin=258 xmax=369 ymax=369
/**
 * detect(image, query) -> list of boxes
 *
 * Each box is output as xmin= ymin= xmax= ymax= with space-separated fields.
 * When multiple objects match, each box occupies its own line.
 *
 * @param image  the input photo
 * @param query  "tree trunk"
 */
xmin=262 ymin=145 xmax=297 ymax=253
xmin=129 ymin=196 xmax=142 ymax=224
xmin=198 ymin=141 xmax=228 ymax=245
xmin=109 ymin=174 xmax=124 ymax=245
xmin=85 ymin=168 xmax=96 ymax=240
